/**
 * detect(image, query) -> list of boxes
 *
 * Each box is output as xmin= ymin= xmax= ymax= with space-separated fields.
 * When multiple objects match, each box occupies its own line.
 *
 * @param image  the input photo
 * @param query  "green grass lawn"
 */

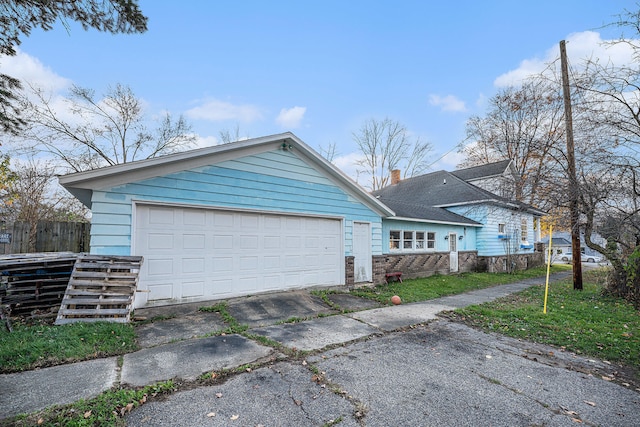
xmin=0 ymin=321 xmax=137 ymax=373
xmin=348 ymin=265 xmax=569 ymax=304
xmin=447 ymin=269 xmax=640 ymax=369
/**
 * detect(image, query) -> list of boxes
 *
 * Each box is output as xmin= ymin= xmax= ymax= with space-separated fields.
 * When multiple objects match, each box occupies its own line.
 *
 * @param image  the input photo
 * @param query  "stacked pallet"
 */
xmin=55 ymin=255 xmax=143 ymax=325
xmin=0 ymin=253 xmax=77 ymax=316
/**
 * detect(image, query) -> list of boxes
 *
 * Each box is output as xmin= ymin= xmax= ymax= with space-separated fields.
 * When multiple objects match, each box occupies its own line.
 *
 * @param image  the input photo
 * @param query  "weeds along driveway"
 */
xmin=125 ymin=319 xmax=640 ymax=427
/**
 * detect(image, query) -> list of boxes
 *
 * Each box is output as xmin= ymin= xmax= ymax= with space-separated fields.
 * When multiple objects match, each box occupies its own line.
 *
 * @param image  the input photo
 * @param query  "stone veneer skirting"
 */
xmin=346 ymin=251 xmax=544 ymax=286
xmin=476 ymin=252 xmax=544 ymax=273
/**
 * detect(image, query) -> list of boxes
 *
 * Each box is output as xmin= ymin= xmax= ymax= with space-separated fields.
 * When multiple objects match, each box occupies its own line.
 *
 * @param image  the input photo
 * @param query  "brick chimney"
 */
xmin=391 ymin=169 xmax=401 ymax=185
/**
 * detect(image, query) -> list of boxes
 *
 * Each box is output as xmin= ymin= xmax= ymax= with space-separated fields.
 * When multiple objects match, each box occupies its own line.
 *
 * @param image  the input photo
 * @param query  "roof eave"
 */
xmin=58 ymin=132 xmax=395 ymax=217
xmin=388 ymin=216 xmax=483 ymax=227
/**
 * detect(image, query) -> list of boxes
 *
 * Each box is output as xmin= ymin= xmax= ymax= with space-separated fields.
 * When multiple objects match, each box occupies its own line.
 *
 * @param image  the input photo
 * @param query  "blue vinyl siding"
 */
xmin=381 ymin=219 xmax=476 ymax=254
xmin=446 ymin=204 xmax=536 ymax=256
xmin=89 ymin=149 xmax=382 ymax=256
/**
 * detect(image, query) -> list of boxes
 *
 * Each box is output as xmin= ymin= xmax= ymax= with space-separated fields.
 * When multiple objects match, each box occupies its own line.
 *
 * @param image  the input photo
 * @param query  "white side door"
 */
xmin=449 ymin=232 xmax=459 ymax=272
xmin=352 ymin=222 xmax=372 ymax=282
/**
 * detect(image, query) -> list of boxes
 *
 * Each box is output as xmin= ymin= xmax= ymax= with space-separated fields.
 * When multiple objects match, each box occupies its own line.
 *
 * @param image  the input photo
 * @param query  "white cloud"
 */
xmin=276 ymin=106 xmax=306 ymax=128
xmin=495 ymin=31 xmax=637 ymax=87
xmin=331 ymin=151 xmax=365 ymax=184
xmin=437 ymin=149 xmax=466 ymax=171
xmin=1 ymin=48 xmax=71 ymax=92
xmin=428 ymin=94 xmax=467 ymax=112
xmin=193 ymin=134 xmax=219 ymax=149
xmin=185 ymin=98 xmax=263 ymax=122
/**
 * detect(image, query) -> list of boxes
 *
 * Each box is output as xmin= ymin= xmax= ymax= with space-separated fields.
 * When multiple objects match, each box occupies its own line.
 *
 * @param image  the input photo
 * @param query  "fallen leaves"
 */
xmin=207 ymin=412 xmax=216 ymax=417
xmin=584 ymin=401 xmax=596 ymax=407
xmin=230 ymin=414 xmax=239 ymax=420
xmin=119 ymin=403 xmax=134 ymax=416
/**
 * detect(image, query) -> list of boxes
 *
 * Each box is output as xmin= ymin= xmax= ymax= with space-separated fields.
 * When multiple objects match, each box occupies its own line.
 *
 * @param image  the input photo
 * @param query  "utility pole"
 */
xmin=560 ymin=39 xmax=583 ymax=290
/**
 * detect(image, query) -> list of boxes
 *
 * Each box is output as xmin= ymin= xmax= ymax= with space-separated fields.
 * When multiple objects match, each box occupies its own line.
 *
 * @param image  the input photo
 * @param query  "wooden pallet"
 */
xmin=1 ymin=253 xmax=77 ymax=315
xmin=55 ymin=255 xmax=143 ymax=325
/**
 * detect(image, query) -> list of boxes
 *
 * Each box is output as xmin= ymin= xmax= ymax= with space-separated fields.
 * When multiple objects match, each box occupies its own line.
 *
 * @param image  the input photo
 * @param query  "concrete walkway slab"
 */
xmin=0 ymin=357 xmax=118 ymax=419
xmin=135 ymin=312 xmax=227 ymax=348
xmin=227 ymin=291 xmax=335 ymax=328
xmin=251 ymin=315 xmax=379 ymax=351
xmin=348 ymin=302 xmax=455 ymax=331
xmin=121 ymin=334 xmax=273 ymax=387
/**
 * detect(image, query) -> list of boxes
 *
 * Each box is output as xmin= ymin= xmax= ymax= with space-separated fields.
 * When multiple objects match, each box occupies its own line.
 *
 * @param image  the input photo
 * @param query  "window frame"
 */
xmin=415 ymin=231 xmax=425 ymax=249
xmin=389 ymin=229 xmax=436 ymax=252
xmin=520 ymin=219 xmax=528 ymax=242
xmin=426 ymin=232 xmax=436 ymax=249
xmin=389 ymin=230 xmax=401 ymax=250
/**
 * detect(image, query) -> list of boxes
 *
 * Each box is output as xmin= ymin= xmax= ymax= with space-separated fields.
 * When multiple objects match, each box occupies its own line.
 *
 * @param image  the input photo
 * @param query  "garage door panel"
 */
xmin=135 ymin=205 xmax=342 ymax=308
xmin=213 ymin=235 xmax=233 ymax=249
xmin=181 ymin=281 xmax=204 ymax=298
xmin=212 ymin=256 xmax=234 ymax=272
xmin=263 ymin=255 xmax=281 ymax=270
xmin=183 ymin=234 xmax=206 ymax=249
xmin=148 ymin=283 xmax=173 ymax=300
xmin=147 ymin=258 xmax=173 ymax=275
xmin=182 ymin=258 xmax=205 ymax=274
xmin=147 ymin=233 xmax=174 ymax=250
xmin=212 ymin=212 xmax=233 ymax=227
xmin=240 ymin=235 xmax=259 ymax=249
xmin=183 ymin=210 xmax=206 ymax=226
xmin=147 ymin=206 xmax=175 ymax=225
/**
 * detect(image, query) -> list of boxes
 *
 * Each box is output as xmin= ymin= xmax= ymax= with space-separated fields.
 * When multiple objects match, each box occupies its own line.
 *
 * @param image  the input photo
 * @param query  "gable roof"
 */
xmin=372 ymin=169 xmax=545 ymax=220
xmin=540 ymin=237 xmax=572 ymax=246
xmin=59 ymin=132 xmax=394 ymax=217
xmin=451 ymin=159 xmax=514 ymax=182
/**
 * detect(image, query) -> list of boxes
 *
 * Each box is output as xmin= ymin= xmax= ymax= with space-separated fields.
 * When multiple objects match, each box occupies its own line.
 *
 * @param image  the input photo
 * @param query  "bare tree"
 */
xmin=218 ymin=124 xmax=248 ymax=144
xmin=318 ymin=141 xmax=339 ymax=163
xmin=353 ymin=118 xmax=432 ymax=191
xmin=461 ymin=78 xmax=567 ymax=210
xmin=3 ymin=160 xmax=88 ymax=251
xmin=0 ymin=0 xmax=147 ymax=135
xmin=563 ymin=7 xmax=640 ymax=304
xmin=0 ymin=154 xmax=17 ymax=208
xmin=17 ymin=83 xmax=197 ymax=172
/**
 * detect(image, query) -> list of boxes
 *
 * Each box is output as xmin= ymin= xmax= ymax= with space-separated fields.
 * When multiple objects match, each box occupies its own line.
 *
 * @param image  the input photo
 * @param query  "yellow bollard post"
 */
xmin=543 ymin=225 xmax=553 ymax=314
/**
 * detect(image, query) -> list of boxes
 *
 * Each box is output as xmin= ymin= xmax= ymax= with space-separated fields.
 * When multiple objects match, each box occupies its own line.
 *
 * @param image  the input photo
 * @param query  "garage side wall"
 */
xmin=88 ymin=149 xmax=383 ymax=260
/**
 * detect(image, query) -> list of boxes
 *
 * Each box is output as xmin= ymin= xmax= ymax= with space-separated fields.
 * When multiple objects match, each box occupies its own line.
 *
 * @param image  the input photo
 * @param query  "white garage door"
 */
xmin=133 ymin=204 xmax=343 ymax=307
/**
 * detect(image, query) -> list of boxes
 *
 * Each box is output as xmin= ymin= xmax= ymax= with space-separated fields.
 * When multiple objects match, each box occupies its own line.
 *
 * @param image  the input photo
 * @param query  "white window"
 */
xmin=521 ymin=219 xmax=528 ymax=242
xmin=427 ymin=232 xmax=435 ymax=249
xmin=498 ymin=223 xmax=506 ymax=234
xmin=390 ymin=230 xmax=401 ymax=250
xmin=403 ymin=231 xmax=414 ymax=249
xmin=390 ymin=230 xmax=435 ymax=251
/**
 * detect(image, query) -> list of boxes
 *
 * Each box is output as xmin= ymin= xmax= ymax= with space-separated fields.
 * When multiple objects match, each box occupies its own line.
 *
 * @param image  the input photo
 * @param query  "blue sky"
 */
xmin=4 ymin=0 xmax=635 ymax=181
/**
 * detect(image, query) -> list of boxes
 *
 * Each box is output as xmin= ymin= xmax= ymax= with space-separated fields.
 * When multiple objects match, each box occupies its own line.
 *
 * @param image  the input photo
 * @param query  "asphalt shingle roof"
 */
xmin=373 ymin=169 xmax=544 ymax=223
xmin=451 ymin=159 xmax=512 ymax=182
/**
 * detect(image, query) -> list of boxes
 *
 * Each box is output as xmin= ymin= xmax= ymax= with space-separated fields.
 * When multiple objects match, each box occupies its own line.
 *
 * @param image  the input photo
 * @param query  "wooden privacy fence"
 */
xmin=0 ymin=221 xmax=90 ymax=254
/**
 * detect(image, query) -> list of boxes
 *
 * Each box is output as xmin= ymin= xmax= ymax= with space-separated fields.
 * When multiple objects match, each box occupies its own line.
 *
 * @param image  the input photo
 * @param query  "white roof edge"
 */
xmin=389 ymin=216 xmax=483 ymax=227
xmin=288 ymin=135 xmax=395 ymax=217
xmin=58 ymin=132 xmax=295 ymax=185
xmin=434 ymin=199 xmax=545 ymax=217
xmin=58 ymin=132 xmax=395 ymax=217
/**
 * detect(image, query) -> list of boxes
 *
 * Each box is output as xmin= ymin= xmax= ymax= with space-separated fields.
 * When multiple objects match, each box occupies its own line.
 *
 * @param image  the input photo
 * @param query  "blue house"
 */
xmin=373 ymin=164 xmax=545 ymax=276
xmin=60 ymin=133 xmax=544 ymax=308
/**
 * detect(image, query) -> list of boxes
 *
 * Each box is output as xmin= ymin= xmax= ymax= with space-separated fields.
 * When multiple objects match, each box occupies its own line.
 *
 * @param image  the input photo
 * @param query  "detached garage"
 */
xmin=60 ymin=133 xmax=393 ymax=308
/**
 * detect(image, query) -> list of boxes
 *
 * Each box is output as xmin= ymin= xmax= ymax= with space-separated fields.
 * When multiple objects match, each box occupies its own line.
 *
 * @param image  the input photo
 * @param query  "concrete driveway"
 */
xmin=125 ymin=319 xmax=640 ymax=427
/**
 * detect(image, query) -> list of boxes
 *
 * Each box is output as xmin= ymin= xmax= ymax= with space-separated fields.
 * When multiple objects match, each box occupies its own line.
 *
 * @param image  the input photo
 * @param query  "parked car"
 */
xmin=560 ymin=252 xmax=603 ymax=263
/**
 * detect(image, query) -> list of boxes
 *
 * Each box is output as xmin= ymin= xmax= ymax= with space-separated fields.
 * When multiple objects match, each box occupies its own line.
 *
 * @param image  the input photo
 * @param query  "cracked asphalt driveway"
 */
xmin=125 ymin=319 xmax=640 ymax=427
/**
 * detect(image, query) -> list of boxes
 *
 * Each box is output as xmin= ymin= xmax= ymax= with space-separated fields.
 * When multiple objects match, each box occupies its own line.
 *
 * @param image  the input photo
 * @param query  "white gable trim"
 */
xmin=59 ymin=132 xmax=395 ymax=217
